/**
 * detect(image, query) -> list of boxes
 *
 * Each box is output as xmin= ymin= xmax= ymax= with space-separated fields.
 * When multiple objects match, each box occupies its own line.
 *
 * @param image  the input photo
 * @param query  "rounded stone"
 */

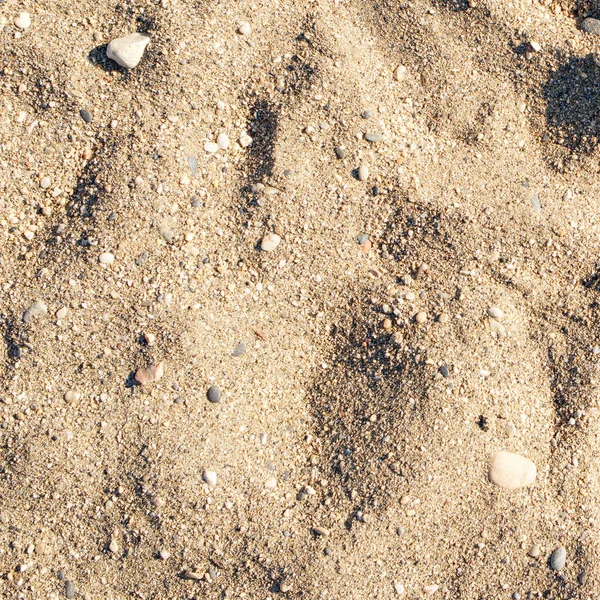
xmin=358 ymin=165 xmax=369 ymax=181
xmin=487 ymin=306 xmax=504 ymax=319
xmin=80 ymin=109 xmax=93 ymax=123
xmin=204 ymin=141 xmax=219 ymax=153
xmin=65 ymin=581 xmax=75 ymax=599
xmin=106 ymin=32 xmax=150 ymax=69
xmin=582 ymin=17 xmax=600 ymax=35
xmin=334 ymin=146 xmax=345 ymax=159
xmin=207 ymin=385 xmax=221 ymax=403
xmin=415 ymin=311 xmax=427 ymax=324
xmin=40 ymin=177 xmax=51 ymax=189
xmin=135 ymin=362 xmax=164 ymax=386
xmin=489 ymin=451 xmax=536 ymax=489
xmin=217 ymin=133 xmax=230 ymax=149
xmin=394 ymin=65 xmax=407 ymax=81
xmin=357 ymin=233 xmax=369 ymax=245
xmin=528 ymin=544 xmax=541 ymax=558
xmin=550 ymin=546 xmax=566 ymax=571
xmin=15 ymin=12 xmax=31 ymax=29
xmin=238 ymin=22 xmax=251 ymax=35
xmin=203 ymin=470 xmax=217 ymax=486
xmin=365 ymin=132 xmax=383 ymax=143
xmin=64 ymin=390 xmax=81 ymax=403
xmin=261 ymin=233 xmax=281 ymax=252
xmin=99 ymin=252 xmax=115 ymax=265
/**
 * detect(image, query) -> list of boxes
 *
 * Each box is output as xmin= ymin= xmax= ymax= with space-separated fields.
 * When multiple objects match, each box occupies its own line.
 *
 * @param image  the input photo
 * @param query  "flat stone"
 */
xmin=231 ymin=342 xmax=246 ymax=357
xmin=15 ymin=12 xmax=31 ymax=29
xmin=65 ymin=581 xmax=75 ymax=599
xmin=238 ymin=22 xmax=251 ymax=35
xmin=99 ymin=252 xmax=115 ymax=265
xmin=487 ymin=306 xmax=504 ymax=319
xmin=489 ymin=451 xmax=536 ymax=489
xmin=358 ymin=165 xmax=369 ymax=181
xmin=23 ymin=301 xmax=47 ymax=323
xmin=582 ymin=17 xmax=600 ymax=35
xmin=313 ymin=526 xmax=330 ymax=537
xmin=217 ymin=133 xmax=230 ymax=149
xmin=550 ymin=546 xmax=566 ymax=571
xmin=205 ymin=141 xmax=219 ymax=153
xmin=80 ymin=109 xmax=93 ymax=123
xmin=334 ymin=146 xmax=345 ymax=159
xmin=135 ymin=362 xmax=164 ymax=386
xmin=489 ymin=319 xmax=506 ymax=337
xmin=203 ymin=470 xmax=217 ymax=486
xmin=207 ymin=385 xmax=221 ymax=403
xmin=106 ymin=33 xmax=150 ymax=69
xmin=357 ymin=233 xmax=369 ymax=245
xmin=261 ymin=233 xmax=281 ymax=252
xmin=365 ymin=132 xmax=383 ymax=143
xmin=424 ymin=585 xmax=439 ymax=595
xmin=531 ymin=195 xmax=541 ymax=212
xmin=528 ymin=544 xmax=541 ymax=558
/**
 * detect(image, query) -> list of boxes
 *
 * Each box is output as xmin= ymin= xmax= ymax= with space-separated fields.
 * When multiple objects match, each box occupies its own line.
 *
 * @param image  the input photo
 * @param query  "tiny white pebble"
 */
xmin=56 ymin=307 xmax=67 ymax=319
xmin=394 ymin=65 xmax=407 ymax=81
xmin=205 ymin=141 xmax=219 ymax=153
xmin=40 ymin=177 xmax=51 ymax=189
xmin=239 ymin=133 xmax=253 ymax=148
xmin=15 ymin=12 xmax=31 ymax=29
xmin=217 ymin=133 xmax=230 ymax=149
xmin=530 ymin=41 xmax=541 ymax=52
xmin=261 ymin=233 xmax=281 ymax=252
xmin=487 ymin=306 xmax=504 ymax=319
xmin=238 ymin=22 xmax=251 ymax=35
xmin=99 ymin=252 xmax=115 ymax=265
xmin=265 ymin=477 xmax=277 ymax=489
xmin=203 ymin=470 xmax=217 ymax=486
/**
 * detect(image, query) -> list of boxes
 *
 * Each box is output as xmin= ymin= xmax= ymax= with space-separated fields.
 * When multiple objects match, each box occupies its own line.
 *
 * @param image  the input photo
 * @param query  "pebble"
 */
xmin=205 ymin=141 xmax=219 ymax=153
xmin=203 ymin=470 xmax=217 ymax=486
xmin=261 ymin=233 xmax=281 ymax=252
xmin=424 ymin=585 xmax=439 ymax=595
xmin=487 ymin=306 xmax=504 ymax=319
xmin=188 ymin=155 xmax=198 ymax=175
xmin=64 ymin=390 xmax=81 ymax=403
xmin=159 ymin=550 xmax=170 ymax=560
xmin=106 ymin=33 xmax=150 ymax=69
xmin=109 ymin=539 xmax=119 ymax=553
xmin=489 ymin=319 xmax=506 ymax=337
xmin=365 ymin=132 xmax=383 ymax=143
xmin=135 ymin=362 xmax=164 ymax=386
xmin=40 ymin=177 xmax=51 ymax=189
xmin=334 ymin=146 xmax=345 ymax=159
xmin=80 ymin=109 xmax=93 ymax=123
xmin=357 ymin=233 xmax=369 ymax=245
xmin=313 ymin=526 xmax=330 ymax=537
xmin=207 ymin=385 xmax=221 ymax=403
xmin=231 ymin=342 xmax=246 ymax=357
xmin=15 ymin=12 xmax=31 ymax=29
xmin=528 ymin=544 xmax=541 ymax=558
xmin=550 ymin=546 xmax=566 ymax=571
xmin=99 ymin=252 xmax=115 ymax=265
xmin=530 ymin=41 xmax=541 ymax=52
xmin=23 ymin=301 xmax=47 ymax=323
xmin=65 ymin=581 xmax=75 ymax=599
xmin=489 ymin=451 xmax=536 ymax=489
xmin=531 ymin=195 xmax=541 ymax=212
xmin=439 ymin=365 xmax=449 ymax=377
xmin=217 ymin=133 xmax=230 ymax=149
xmin=238 ymin=22 xmax=251 ymax=35
xmin=394 ymin=581 xmax=405 ymax=595
xmin=394 ymin=65 xmax=407 ymax=81
xmin=582 ymin=17 xmax=600 ymax=35
xmin=265 ymin=477 xmax=277 ymax=489
xmin=358 ymin=165 xmax=369 ymax=181
xmin=415 ymin=311 xmax=427 ymax=324
xmin=239 ymin=133 xmax=253 ymax=147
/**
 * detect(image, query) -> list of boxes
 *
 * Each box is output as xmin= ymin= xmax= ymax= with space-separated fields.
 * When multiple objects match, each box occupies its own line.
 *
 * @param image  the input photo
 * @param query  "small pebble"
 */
xmin=135 ymin=362 xmax=164 ymax=386
xmin=64 ymin=390 xmax=81 ymax=403
xmin=109 ymin=539 xmax=119 ymax=553
xmin=261 ymin=233 xmax=281 ymax=252
xmin=423 ymin=584 xmax=439 ymax=595
xmin=487 ymin=306 xmax=504 ymax=319
xmin=439 ymin=365 xmax=449 ymax=377
xmin=394 ymin=581 xmax=405 ymax=595
xmin=334 ymin=146 xmax=345 ymax=159
xmin=365 ymin=132 xmax=383 ymax=143
xmin=14 ymin=12 xmax=31 ymax=29
xmin=203 ymin=470 xmax=217 ymax=486
xmin=217 ymin=133 xmax=230 ymax=149
xmin=415 ymin=311 xmax=427 ymax=324
xmin=582 ymin=17 xmax=600 ymax=35
xmin=550 ymin=546 xmax=566 ymax=571
xmin=65 ymin=581 xmax=75 ymax=599
xmin=80 ymin=109 xmax=93 ymax=123
xmin=361 ymin=110 xmax=372 ymax=119
xmin=265 ymin=477 xmax=277 ymax=489
xmin=528 ymin=544 xmax=541 ymax=558
xmin=207 ymin=385 xmax=221 ymax=403
xmin=99 ymin=252 xmax=115 ymax=265
xmin=313 ymin=526 xmax=330 ymax=537
xmin=188 ymin=155 xmax=198 ymax=175
xmin=40 ymin=177 xmax=51 ymax=189
xmin=23 ymin=301 xmax=47 ymax=323
xmin=357 ymin=233 xmax=369 ymax=245
xmin=358 ymin=165 xmax=369 ymax=181
xmin=530 ymin=41 xmax=541 ymax=52
xmin=394 ymin=65 xmax=407 ymax=81
xmin=531 ymin=195 xmax=541 ymax=212
xmin=159 ymin=550 xmax=170 ymax=560
xmin=489 ymin=451 xmax=536 ymax=489
xmin=205 ymin=141 xmax=219 ymax=153
xmin=231 ymin=342 xmax=246 ymax=357
xmin=238 ymin=22 xmax=251 ymax=35
xmin=106 ymin=32 xmax=150 ymax=69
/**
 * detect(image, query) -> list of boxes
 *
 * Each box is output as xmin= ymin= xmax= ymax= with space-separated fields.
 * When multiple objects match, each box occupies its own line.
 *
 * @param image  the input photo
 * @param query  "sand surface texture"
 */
xmin=3 ymin=0 xmax=600 ymax=598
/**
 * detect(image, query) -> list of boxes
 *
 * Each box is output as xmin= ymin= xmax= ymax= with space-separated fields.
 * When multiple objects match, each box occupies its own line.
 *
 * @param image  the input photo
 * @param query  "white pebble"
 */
xmin=205 ymin=141 xmax=219 ymax=153
xmin=99 ymin=252 xmax=115 ymax=265
xmin=489 ymin=451 xmax=536 ymax=489
xmin=40 ymin=177 xmax=51 ymax=189
xmin=394 ymin=65 xmax=407 ymax=81
xmin=217 ymin=133 xmax=230 ymax=149
xmin=56 ymin=307 xmax=67 ymax=319
xmin=238 ymin=22 xmax=251 ymax=35
xmin=265 ymin=477 xmax=277 ymax=489
xmin=358 ymin=165 xmax=369 ymax=181
xmin=487 ymin=306 xmax=504 ymax=319
xmin=203 ymin=470 xmax=217 ymax=486
xmin=106 ymin=33 xmax=150 ymax=69
xmin=261 ymin=233 xmax=281 ymax=252
xmin=239 ymin=133 xmax=253 ymax=148
xmin=15 ymin=12 xmax=31 ymax=30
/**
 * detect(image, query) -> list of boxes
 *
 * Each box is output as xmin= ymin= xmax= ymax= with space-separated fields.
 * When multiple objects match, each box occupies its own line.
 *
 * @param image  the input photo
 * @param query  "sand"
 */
xmin=2 ymin=0 xmax=600 ymax=598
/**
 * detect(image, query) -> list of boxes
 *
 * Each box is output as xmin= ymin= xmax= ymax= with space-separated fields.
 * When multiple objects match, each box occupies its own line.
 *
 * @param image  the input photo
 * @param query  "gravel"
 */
xmin=207 ymin=385 xmax=222 ymax=403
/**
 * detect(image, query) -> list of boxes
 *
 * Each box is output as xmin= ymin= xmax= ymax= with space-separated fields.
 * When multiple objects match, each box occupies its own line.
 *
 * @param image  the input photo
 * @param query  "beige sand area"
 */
xmin=3 ymin=0 xmax=600 ymax=598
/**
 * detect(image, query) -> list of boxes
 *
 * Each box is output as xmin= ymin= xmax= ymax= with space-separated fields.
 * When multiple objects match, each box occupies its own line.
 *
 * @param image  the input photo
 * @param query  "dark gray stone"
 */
xmin=65 ymin=580 xmax=75 ymax=599
xmin=334 ymin=146 xmax=345 ymax=159
xmin=207 ymin=385 xmax=221 ymax=403
xmin=80 ymin=109 xmax=93 ymax=123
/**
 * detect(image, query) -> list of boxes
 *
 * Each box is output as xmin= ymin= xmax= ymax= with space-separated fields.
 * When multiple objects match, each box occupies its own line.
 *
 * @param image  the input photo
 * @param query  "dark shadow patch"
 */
xmin=542 ymin=54 xmax=600 ymax=154
xmin=88 ymin=44 xmax=124 ymax=73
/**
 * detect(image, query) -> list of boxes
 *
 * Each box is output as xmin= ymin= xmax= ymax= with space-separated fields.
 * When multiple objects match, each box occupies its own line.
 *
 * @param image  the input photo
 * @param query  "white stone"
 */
xmin=239 ymin=133 xmax=253 ymax=147
xmin=64 ymin=390 xmax=81 ymax=403
xmin=261 ymin=233 xmax=281 ymax=252
xmin=238 ymin=22 xmax=251 ymax=35
xmin=530 ymin=41 xmax=541 ymax=52
xmin=56 ymin=307 xmax=67 ymax=319
xmin=265 ymin=477 xmax=277 ymax=489
xmin=40 ymin=177 xmax=51 ymax=189
xmin=203 ymin=470 xmax=217 ymax=486
xmin=99 ymin=252 xmax=115 ymax=265
xmin=487 ymin=306 xmax=504 ymax=319
xmin=394 ymin=582 xmax=405 ymax=595
xmin=23 ymin=301 xmax=47 ymax=323
xmin=358 ymin=165 xmax=369 ymax=181
xmin=394 ymin=65 xmax=407 ymax=81
xmin=205 ymin=141 xmax=219 ymax=153
xmin=423 ymin=585 xmax=439 ymax=595
xmin=15 ymin=12 xmax=31 ymax=30
xmin=217 ymin=133 xmax=230 ymax=149
xmin=489 ymin=451 xmax=536 ymax=489
xmin=106 ymin=33 xmax=150 ymax=69
xmin=135 ymin=362 xmax=164 ymax=386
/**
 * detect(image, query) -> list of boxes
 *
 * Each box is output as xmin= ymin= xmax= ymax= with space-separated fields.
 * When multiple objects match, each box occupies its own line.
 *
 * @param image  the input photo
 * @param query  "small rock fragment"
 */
xmin=15 ymin=12 xmax=31 ymax=29
xmin=358 ymin=165 xmax=369 ymax=181
xmin=135 ymin=362 xmax=164 ymax=386
xmin=424 ymin=585 xmax=439 ymax=595
xmin=99 ymin=252 xmax=115 ymax=265
xmin=217 ymin=133 xmax=230 ymax=149
xmin=415 ymin=311 xmax=427 ymax=324
xmin=65 ymin=581 xmax=75 ymax=599
xmin=550 ymin=546 xmax=566 ymax=571
xmin=528 ymin=544 xmax=541 ymax=558
xmin=64 ymin=390 xmax=81 ymax=403
xmin=207 ymin=386 xmax=221 ymax=403
xmin=489 ymin=451 xmax=536 ymax=489
xmin=203 ymin=470 xmax=217 ymax=486
xmin=265 ymin=477 xmax=277 ymax=489
xmin=394 ymin=581 xmax=405 ymax=595
xmin=159 ymin=550 xmax=170 ymax=560
xmin=23 ymin=301 xmax=47 ymax=323
xmin=365 ymin=132 xmax=383 ymax=143
xmin=231 ymin=342 xmax=246 ymax=357
xmin=238 ymin=22 xmax=251 ymax=35
xmin=394 ymin=65 xmax=407 ymax=81
xmin=80 ymin=109 xmax=93 ymax=123
xmin=106 ymin=33 xmax=150 ymax=69
xmin=582 ymin=17 xmax=600 ymax=35
xmin=487 ymin=306 xmax=504 ymax=319
xmin=313 ymin=526 xmax=330 ymax=537
xmin=261 ymin=233 xmax=281 ymax=252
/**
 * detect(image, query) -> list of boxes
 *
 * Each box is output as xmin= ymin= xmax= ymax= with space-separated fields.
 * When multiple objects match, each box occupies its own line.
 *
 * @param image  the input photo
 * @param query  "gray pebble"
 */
xmin=357 ymin=233 xmax=369 ymax=245
xmin=23 ymin=301 xmax=48 ymax=323
xmin=188 ymin=155 xmax=198 ymax=175
xmin=365 ymin=132 xmax=383 ymax=143
xmin=208 ymin=566 xmax=218 ymax=580
xmin=531 ymin=195 xmax=541 ymax=212
xmin=207 ymin=385 xmax=221 ymax=403
xmin=550 ymin=546 xmax=566 ymax=571
xmin=361 ymin=110 xmax=372 ymax=119
xmin=231 ymin=342 xmax=246 ymax=357
xmin=582 ymin=17 xmax=600 ymax=35
xmin=439 ymin=365 xmax=449 ymax=377
xmin=65 ymin=581 xmax=75 ymax=599
xmin=80 ymin=109 xmax=93 ymax=123
xmin=334 ymin=146 xmax=345 ymax=159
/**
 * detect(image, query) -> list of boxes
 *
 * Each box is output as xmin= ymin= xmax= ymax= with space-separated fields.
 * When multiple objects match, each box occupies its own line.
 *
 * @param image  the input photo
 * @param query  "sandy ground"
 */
xmin=4 ymin=0 xmax=600 ymax=598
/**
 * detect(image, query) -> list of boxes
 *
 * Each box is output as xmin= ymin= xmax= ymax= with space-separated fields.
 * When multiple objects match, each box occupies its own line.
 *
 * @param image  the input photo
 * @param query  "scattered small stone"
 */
xmin=394 ymin=65 xmax=407 ymax=81
xmin=489 ymin=319 xmax=506 ymax=337
xmin=550 ymin=546 xmax=566 ymax=571
xmin=109 ymin=539 xmax=119 ymax=553
xmin=582 ymin=17 xmax=600 ymax=35
xmin=489 ymin=451 xmax=536 ymax=489
xmin=505 ymin=421 xmax=517 ymax=437
xmin=159 ymin=549 xmax=170 ymax=560
xmin=135 ymin=362 xmax=164 ymax=386
xmin=313 ymin=526 xmax=330 ymax=537
xmin=280 ymin=579 xmax=292 ymax=593
xmin=531 ymin=195 xmax=541 ymax=212
xmin=65 ymin=581 xmax=75 ymax=599
xmin=530 ymin=41 xmax=541 ymax=52
xmin=239 ymin=133 xmax=253 ymax=147
xmin=56 ymin=306 xmax=67 ymax=319
xmin=106 ymin=32 xmax=150 ymax=69
xmin=415 ymin=311 xmax=427 ymax=324
xmin=207 ymin=385 xmax=221 ymax=403
xmin=238 ymin=22 xmax=251 ymax=35
xmin=365 ymin=132 xmax=383 ymax=143
xmin=487 ymin=306 xmax=504 ymax=319
xmin=23 ymin=301 xmax=47 ymax=323
xmin=188 ymin=155 xmax=198 ymax=175
xmin=358 ymin=165 xmax=369 ymax=181
xmin=334 ymin=146 xmax=345 ymax=159
xmin=205 ymin=141 xmax=219 ymax=153
xmin=528 ymin=544 xmax=541 ymax=558
xmin=231 ymin=342 xmax=246 ymax=357
xmin=424 ymin=584 xmax=439 ymax=595
xmin=361 ymin=110 xmax=372 ymax=119
xmin=80 ymin=109 xmax=93 ymax=123
xmin=357 ymin=233 xmax=369 ymax=245
xmin=382 ymin=318 xmax=392 ymax=330
xmin=261 ymin=233 xmax=281 ymax=252
xmin=40 ymin=176 xmax=51 ymax=189
xmin=217 ymin=133 xmax=230 ymax=149
xmin=394 ymin=581 xmax=405 ymax=595
xmin=203 ymin=470 xmax=217 ymax=486
xmin=265 ymin=477 xmax=277 ymax=489
xmin=15 ymin=12 xmax=31 ymax=30
xmin=438 ymin=313 xmax=449 ymax=324
xmin=439 ymin=365 xmax=449 ymax=377
xmin=99 ymin=252 xmax=115 ymax=265
xmin=64 ymin=390 xmax=81 ymax=403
